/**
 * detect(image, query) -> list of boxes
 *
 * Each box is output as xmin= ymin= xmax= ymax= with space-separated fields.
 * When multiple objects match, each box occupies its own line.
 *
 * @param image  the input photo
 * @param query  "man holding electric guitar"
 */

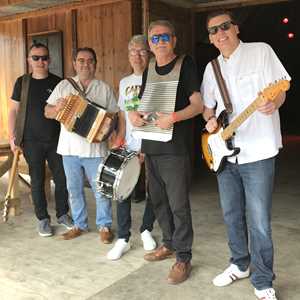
xmin=201 ymin=10 xmax=290 ymax=300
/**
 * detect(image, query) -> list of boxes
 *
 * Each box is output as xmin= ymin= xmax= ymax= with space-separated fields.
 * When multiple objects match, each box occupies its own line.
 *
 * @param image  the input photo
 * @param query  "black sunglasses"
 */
xmin=31 ymin=55 xmax=49 ymax=61
xmin=208 ymin=21 xmax=234 ymax=35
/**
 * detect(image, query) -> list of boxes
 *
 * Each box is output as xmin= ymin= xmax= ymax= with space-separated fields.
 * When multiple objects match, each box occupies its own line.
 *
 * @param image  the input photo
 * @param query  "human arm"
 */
xmin=110 ymin=110 xmax=126 ymax=148
xmin=44 ymin=98 xmax=67 ymax=119
xmin=203 ymin=106 xmax=218 ymax=133
xmin=155 ymin=91 xmax=203 ymax=130
xmin=8 ymin=99 xmax=20 ymax=152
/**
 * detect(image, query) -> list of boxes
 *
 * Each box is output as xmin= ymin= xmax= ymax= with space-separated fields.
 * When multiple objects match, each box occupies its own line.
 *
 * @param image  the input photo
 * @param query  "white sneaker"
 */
xmin=213 ymin=264 xmax=250 ymax=287
xmin=255 ymin=288 xmax=277 ymax=300
xmin=106 ymin=239 xmax=130 ymax=260
xmin=141 ymin=229 xmax=157 ymax=251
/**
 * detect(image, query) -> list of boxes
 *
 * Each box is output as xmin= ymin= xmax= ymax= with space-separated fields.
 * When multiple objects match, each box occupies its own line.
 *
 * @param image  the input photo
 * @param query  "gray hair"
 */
xmin=128 ymin=35 xmax=149 ymax=50
xmin=148 ymin=20 xmax=176 ymax=36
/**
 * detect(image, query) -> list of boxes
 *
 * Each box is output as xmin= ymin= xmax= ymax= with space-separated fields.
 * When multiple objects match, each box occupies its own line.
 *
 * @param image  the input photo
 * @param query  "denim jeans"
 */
xmin=217 ymin=157 xmax=275 ymax=290
xmin=62 ymin=155 xmax=112 ymax=230
xmin=23 ymin=140 xmax=69 ymax=220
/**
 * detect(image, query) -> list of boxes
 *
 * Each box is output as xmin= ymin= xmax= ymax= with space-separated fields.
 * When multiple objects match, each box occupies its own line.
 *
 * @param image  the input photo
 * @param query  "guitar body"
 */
xmin=201 ymin=111 xmax=240 ymax=173
xmin=201 ymin=80 xmax=290 ymax=173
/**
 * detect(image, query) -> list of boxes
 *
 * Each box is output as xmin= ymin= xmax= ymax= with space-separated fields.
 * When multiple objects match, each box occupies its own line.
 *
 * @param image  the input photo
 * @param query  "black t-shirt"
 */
xmin=11 ymin=73 xmax=61 ymax=143
xmin=139 ymin=55 xmax=200 ymax=155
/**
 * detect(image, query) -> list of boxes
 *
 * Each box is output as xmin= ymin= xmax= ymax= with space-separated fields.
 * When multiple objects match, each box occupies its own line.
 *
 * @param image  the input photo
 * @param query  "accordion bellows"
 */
xmin=56 ymin=94 xmax=116 ymax=143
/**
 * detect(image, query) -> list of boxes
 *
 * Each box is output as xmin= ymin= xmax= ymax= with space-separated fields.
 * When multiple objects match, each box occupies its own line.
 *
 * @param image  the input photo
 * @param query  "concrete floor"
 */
xmin=0 ymin=135 xmax=299 ymax=300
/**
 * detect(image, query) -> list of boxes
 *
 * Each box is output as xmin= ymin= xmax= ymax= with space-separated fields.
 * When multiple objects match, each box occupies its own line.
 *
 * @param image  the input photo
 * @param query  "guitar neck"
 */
xmin=221 ymin=96 xmax=262 ymax=141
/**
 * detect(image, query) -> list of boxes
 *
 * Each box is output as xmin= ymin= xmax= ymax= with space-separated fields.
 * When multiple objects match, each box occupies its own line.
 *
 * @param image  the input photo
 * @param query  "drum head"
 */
xmin=114 ymin=155 xmax=141 ymax=201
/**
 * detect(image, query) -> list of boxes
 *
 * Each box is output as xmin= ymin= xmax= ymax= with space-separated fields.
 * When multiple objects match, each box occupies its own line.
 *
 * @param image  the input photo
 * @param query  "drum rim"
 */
xmin=112 ymin=152 xmax=141 ymax=201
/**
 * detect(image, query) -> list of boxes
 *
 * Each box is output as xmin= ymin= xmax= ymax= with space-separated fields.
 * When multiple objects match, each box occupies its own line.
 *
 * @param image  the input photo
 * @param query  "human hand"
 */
xmin=205 ymin=116 xmax=218 ymax=133
xmin=154 ymin=112 xmax=174 ymax=129
xmin=128 ymin=111 xmax=147 ymax=127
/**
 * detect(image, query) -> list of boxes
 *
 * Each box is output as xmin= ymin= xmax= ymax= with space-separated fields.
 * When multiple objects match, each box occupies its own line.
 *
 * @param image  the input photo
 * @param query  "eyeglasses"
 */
xmin=31 ymin=55 xmax=49 ymax=61
xmin=76 ymin=58 xmax=95 ymax=65
xmin=129 ymin=49 xmax=148 ymax=56
xmin=150 ymin=33 xmax=171 ymax=44
xmin=208 ymin=21 xmax=234 ymax=35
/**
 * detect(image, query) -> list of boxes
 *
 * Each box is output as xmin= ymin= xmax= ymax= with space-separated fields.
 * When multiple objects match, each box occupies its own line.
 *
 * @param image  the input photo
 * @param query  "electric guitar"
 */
xmin=201 ymin=79 xmax=290 ymax=173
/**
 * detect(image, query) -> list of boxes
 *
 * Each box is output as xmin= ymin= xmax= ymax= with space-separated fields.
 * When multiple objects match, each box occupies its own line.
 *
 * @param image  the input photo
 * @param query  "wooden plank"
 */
xmin=76 ymin=1 xmax=132 ymax=91
xmin=0 ymin=0 xmax=124 ymax=22
xmin=0 ymin=19 xmax=24 ymax=140
xmin=193 ymin=0 xmax=290 ymax=12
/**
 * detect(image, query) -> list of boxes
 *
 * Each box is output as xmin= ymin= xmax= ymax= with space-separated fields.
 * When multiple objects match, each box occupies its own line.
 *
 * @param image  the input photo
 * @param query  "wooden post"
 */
xmin=142 ymin=0 xmax=150 ymax=34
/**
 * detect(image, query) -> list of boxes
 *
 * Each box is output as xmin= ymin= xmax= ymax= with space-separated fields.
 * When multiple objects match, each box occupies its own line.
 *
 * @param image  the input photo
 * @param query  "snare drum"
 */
xmin=96 ymin=148 xmax=141 ymax=201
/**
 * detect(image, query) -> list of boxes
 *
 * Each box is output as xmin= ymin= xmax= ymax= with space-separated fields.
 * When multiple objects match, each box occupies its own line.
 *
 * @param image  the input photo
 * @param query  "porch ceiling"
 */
xmin=0 ymin=0 xmax=291 ymax=18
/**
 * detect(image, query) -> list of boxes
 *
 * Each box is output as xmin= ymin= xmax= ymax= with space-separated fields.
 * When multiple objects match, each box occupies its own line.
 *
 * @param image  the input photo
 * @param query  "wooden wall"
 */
xmin=0 ymin=0 xmax=135 ymax=140
xmin=149 ymin=1 xmax=194 ymax=56
xmin=0 ymin=19 xmax=24 ymax=140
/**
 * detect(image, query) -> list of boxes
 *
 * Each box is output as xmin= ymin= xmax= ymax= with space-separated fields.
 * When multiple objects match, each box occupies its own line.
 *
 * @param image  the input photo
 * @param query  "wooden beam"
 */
xmin=193 ymin=0 xmax=290 ymax=12
xmin=0 ymin=0 xmax=123 ymax=22
xmin=158 ymin=0 xmax=194 ymax=9
xmin=142 ymin=0 xmax=149 ymax=34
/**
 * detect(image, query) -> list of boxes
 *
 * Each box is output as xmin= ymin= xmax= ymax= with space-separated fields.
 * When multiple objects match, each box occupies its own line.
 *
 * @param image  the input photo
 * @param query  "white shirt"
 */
xmin=118 ymin=73 xmax=142 ymax=152
xmin=201 ymin=41 xmax=291 ymax=164
xmin=47 ymin=76 xmax=119 ymax=157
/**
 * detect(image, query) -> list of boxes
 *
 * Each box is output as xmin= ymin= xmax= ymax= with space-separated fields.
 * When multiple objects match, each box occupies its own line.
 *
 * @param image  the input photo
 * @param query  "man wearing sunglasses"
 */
xmin=201 ymin=10 xmax=291 ymax=300
xmin=129 ymin=20 xmax=203 ymax=284
xmin=8 ymin=43 xmax=71 ymax=237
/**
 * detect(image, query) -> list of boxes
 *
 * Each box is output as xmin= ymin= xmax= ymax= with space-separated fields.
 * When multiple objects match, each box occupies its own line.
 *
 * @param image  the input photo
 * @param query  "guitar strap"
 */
xmin=14 ymin=74 xmax=31 ymax=147
xmin=211 ymin=59 xmax=233 ymax=114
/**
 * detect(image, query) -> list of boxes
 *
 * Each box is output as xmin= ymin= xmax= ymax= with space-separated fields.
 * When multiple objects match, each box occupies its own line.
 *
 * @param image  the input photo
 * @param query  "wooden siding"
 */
xmin=0 ymin=0 xmax=135 ymax=140
xmin=0 ymin=19 xmax=24 ymax=140
xmin=149 ymin=1 xmax=193 ymax=56
xmin=77 ymin=1 xmax=132 ymax=90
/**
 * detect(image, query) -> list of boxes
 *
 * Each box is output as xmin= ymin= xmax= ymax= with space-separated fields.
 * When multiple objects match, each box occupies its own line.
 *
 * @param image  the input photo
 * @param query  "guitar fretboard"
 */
xmin=221 ymin=96 xmax=263 ymax=141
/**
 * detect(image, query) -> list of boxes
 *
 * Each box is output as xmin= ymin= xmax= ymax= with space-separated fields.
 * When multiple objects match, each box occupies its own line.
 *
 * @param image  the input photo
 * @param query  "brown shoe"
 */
xmin=144 ymin=245 xmax=174 ymax=262
xmin=167 ymin=261 xmax=192 ymax=284
xmin=62 ymin=227 xmax=85 ymax=240
xmin=99 ymin=227 xmax=114 ymax=244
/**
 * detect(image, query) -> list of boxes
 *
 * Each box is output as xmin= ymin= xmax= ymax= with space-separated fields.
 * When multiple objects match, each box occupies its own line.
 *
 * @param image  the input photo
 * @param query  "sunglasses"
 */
xmin=208 ymin=20 xmax=234 ymax=35
xmin=150 ymin=33 xmax=171 ymax=44
xmin=31 ymin=55 xmax=49 ymax=61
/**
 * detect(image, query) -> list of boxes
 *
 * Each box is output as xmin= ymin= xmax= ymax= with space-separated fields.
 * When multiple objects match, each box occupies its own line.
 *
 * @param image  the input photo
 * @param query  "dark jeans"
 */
xmin=145 ymin=154 xmax=193 ymax=263
xmin=117 ymin=194 xmax=156 ymax=242
xmin=217 ymin=157 xmax=275 ymax=290
xmin=23 ymin=140 xmax=69 ymax=220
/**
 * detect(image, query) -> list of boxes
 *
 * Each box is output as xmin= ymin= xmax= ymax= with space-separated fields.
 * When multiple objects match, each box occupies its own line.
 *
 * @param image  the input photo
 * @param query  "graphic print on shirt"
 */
xmin=124 ymin=85 xmax=141 ymax=111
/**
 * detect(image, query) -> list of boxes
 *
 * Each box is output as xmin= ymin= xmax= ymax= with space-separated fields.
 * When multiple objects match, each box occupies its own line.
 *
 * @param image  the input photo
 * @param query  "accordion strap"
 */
xmin=67 ymin=77 xmax=105 ymax=110
xmin=211 ymin=59 xmax=233 ymax=114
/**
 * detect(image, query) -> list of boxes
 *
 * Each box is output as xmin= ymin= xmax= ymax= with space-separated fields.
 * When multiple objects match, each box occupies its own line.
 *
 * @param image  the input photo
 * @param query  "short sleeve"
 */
xmin=180 ymin=55 xmax=200 ymax=97
xmin=11 ymin=76 xmax=23 ymax=102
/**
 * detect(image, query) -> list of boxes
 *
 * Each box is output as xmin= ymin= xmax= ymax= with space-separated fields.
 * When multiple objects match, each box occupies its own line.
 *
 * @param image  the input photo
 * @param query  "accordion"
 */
xmin=56 ymin=94 xmax=116 ymax=143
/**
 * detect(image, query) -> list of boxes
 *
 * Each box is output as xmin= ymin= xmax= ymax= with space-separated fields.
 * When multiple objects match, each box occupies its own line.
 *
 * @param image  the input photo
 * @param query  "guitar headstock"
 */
xmin=261 ymin=79 xmax=290 ymax=101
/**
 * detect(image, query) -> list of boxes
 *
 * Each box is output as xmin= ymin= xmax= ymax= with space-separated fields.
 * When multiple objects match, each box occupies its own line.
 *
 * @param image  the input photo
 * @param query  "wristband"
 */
xmin=115 ymin=137 xmax=125 ymax=147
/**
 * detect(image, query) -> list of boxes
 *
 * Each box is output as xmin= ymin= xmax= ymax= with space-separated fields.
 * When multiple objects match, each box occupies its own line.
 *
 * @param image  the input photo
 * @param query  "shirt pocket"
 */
xmin=236 ymin=71 xmax=261 ymax=105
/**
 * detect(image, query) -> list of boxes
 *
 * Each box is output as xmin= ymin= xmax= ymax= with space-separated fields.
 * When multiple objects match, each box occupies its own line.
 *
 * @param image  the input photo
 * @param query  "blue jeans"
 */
xmin=62 ymin=156 xmax=112 ymax=230
xmin=217 ymin=157 xmax=275 ymax=290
